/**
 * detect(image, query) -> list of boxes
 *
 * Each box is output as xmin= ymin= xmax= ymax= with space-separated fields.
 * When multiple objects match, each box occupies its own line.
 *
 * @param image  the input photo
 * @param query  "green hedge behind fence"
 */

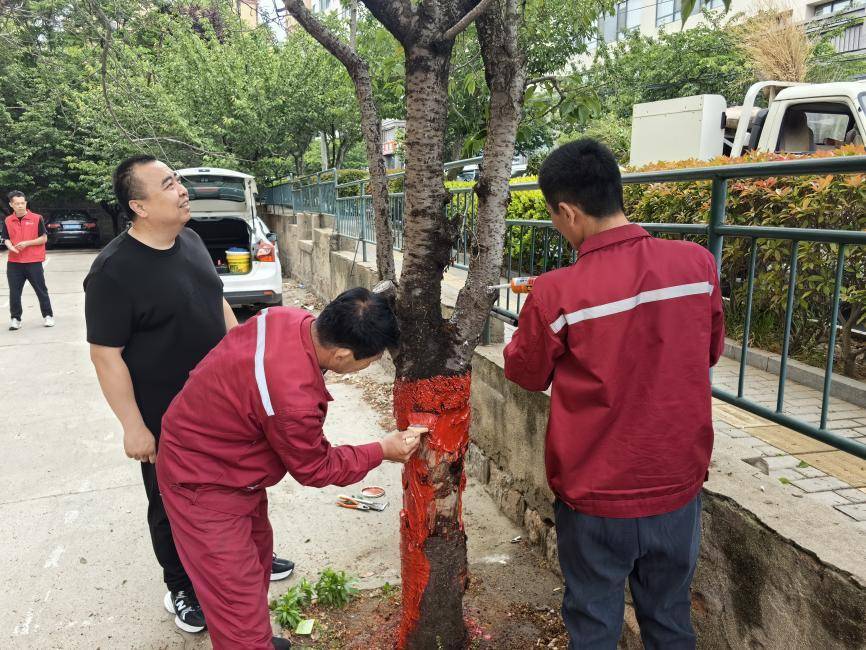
xmin=626 ymin=148 xmax=866 ymax=379
xmin=319 ymin=152 xmax=864 ymax=377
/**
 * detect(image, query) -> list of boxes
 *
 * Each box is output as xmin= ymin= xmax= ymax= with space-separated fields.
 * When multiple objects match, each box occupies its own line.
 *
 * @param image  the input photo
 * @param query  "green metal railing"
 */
xmin=264 ymin=155 xmax=866 ymax=460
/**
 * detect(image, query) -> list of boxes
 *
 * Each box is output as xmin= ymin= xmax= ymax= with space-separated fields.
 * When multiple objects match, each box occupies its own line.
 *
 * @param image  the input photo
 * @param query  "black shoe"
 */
xmin=271 ymin=554 xmax=295 ymax=581
xmin=163 ymin=589 xmax=206 ymax=633
xmin=272 ymin=637 xmax=292 ymax=649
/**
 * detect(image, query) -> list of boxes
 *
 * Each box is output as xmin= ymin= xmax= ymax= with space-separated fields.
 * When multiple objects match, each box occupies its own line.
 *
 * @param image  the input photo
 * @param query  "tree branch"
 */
xmin=443 ymin=0 xmax=497 ymax=41
xmin=130 ymin=137 xmax=258 ymax=162
xmin=282 ymin=0 xmax=361 ymax=71
xmin=283 ymin=0 xmax=396 ymax=282
xmin=449 ymin=0 xmax=526 ymax=370
xmin=359 ymin=0 xmax=416 ymax=43
xmin=89 ymin=1 xmax=145 ymax=153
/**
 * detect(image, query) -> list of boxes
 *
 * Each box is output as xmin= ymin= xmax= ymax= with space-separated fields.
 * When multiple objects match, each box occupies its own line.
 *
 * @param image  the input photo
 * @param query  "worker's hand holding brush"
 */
xmin=380 ymin=426 xmax=426 ymax=462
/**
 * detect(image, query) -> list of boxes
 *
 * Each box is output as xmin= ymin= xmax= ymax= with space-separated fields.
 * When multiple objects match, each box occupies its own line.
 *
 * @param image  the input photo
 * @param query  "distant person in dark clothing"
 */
xmin=3 ymin=191 xmax=54 ymax=330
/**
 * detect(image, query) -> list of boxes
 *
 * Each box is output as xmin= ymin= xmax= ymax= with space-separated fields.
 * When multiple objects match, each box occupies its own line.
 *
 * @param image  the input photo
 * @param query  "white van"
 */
xmin=177 ymin=167 xmax=283 ymax=309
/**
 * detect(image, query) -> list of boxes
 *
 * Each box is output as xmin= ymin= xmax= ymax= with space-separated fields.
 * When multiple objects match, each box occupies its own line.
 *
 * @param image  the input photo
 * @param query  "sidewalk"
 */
xmin=0 ymin=258 xmax=562 ymax=649
xmin=712 ymin=359 xmax=866 ymax=520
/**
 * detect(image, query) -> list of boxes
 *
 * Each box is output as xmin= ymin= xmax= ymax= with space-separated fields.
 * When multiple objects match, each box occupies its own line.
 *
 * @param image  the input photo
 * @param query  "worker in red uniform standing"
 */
xmin=3 ymin=190 xmax=54 ymax=330
xmin=157 ymin=288 xmax=422 ymax=650
xmin=504 ymin=139 xmax=725 ymax=650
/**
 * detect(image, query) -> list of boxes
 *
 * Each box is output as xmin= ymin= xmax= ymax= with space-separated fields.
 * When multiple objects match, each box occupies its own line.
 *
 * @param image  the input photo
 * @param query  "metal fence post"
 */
xmin=332 ymin=169 xmax=339 ymax=215
xmin=708 ymin=176 xmax=728 ymax=272
xmin=360 ymin=181 xmax=367 ymax=263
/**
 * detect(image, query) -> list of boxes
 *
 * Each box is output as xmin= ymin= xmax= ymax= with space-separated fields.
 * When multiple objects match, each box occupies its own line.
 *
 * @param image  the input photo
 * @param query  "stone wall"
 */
xmin=264 ymin=208 xmax=866 ymax=649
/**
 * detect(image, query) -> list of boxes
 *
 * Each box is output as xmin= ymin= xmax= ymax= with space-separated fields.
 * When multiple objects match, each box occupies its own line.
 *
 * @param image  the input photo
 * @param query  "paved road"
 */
xmin=0 ymin=250 xmax=530 ymax=649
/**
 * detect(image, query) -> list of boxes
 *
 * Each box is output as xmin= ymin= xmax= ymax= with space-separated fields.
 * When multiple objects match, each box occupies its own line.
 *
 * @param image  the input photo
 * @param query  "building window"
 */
xmin=656 ymin=0 xmax=682 ymax=26
xmin=814 ymin=0 xmax=864 ymax=15
xmin=701 ymin=0 xmax=724 ymax=9
xmin=600 ymin=0 xmax=642 ymax=42
xmin=618 ymin=0 xmax=642 ymax=32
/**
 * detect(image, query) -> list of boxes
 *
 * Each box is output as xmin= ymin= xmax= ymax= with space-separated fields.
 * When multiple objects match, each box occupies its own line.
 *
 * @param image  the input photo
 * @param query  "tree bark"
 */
xmin=449 ymin=0 xmax=526 ymax=371
xmin=841 ymin=303 xmax=863 ymax=378
xmin=393 ymin=39 xmax=456 ymax=380
xmin=282 ymin=0 xmax=396 ymax=281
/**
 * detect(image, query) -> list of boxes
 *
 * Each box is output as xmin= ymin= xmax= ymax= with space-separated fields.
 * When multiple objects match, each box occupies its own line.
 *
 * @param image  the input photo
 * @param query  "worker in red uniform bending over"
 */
xmin=504 ymin=139 xmax=725 ymax=650
xmin=157 ymin=288 xmax=421 ymax=650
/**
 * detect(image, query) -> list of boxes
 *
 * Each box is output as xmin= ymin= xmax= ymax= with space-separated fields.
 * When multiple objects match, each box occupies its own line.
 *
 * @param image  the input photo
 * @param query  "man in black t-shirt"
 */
xmin=84 ymin=155 xmax=294 ymax=637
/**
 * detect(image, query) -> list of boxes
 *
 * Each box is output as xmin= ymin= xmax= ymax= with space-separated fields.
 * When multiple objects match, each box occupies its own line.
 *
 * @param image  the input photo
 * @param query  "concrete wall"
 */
xmin=265 ymin=208 xmax=866 ymax=649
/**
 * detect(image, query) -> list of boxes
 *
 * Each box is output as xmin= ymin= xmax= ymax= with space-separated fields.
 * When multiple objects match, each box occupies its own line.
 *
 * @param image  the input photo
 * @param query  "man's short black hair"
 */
xmin=7 ymin=190 xmax=25 ymax=202
xmin=316 ymin=287 xmax=400 ymax=360
xmin=538 ymin=139 xmax=624 ymax=218
xmin=113 ymin=154 xmax=157 ymax=219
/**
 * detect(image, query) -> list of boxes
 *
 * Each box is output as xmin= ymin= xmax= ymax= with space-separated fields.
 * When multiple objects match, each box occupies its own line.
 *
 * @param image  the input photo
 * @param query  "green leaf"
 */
xmin=681 ymin=0 xmax=698 ymax=24
xmin=295 ymin=619 xmax=315 ymax=635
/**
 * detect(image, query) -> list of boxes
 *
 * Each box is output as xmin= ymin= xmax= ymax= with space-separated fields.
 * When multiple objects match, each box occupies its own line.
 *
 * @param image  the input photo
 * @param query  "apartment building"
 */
xmin=594 ymin=0 xmax=864 ymax=53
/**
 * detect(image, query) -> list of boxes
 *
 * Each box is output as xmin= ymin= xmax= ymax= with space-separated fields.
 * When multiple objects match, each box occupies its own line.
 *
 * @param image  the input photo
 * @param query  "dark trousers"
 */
xmin=554 ymin=494 xmax=702 ymax=650
xmin=141 ymin=460 xmax=193 ymax=593
xmin=7 ymin=262 xmax=53 ymax=320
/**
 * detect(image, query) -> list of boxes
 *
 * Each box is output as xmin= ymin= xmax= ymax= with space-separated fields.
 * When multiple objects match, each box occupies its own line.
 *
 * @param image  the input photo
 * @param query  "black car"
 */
xmin=46 ymin=210 xmax=101 ymax=248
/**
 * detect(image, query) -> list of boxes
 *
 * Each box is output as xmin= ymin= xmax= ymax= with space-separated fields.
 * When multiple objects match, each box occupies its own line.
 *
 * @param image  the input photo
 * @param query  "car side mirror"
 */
xmin=266 ymin=232 xmax=277 ymax=244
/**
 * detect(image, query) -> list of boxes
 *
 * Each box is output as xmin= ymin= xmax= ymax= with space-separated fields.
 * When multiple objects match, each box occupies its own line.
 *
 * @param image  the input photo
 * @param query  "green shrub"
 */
xmin=315 ymin=568 xmax=358 ymax=608
xmin=624 ymin=146 xmax=866 ymax=378
xmin=269 ymin=581 xmax=313 ymax=630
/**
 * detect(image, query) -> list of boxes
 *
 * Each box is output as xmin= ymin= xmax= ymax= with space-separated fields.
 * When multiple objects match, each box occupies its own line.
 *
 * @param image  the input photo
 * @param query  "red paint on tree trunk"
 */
xmin=394 ymin=374 xmax=472 ymax=649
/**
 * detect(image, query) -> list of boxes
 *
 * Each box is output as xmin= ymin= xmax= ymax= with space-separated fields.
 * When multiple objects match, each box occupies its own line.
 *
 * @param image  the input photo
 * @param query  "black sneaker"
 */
xmin=163 ymin=589 xmax=206 ymax=633
xmin=272 ymin=637 xmax=292 ymax=649
xmin=271 ymin=554 xmax=295 ymax=581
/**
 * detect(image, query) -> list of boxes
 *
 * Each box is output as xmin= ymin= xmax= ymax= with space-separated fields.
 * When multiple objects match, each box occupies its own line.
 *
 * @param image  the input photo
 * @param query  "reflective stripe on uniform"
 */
xmin=255 ymin=308 xmax=274 ymax=416
xmin=550 ymin=281 xmax=714 ymax=334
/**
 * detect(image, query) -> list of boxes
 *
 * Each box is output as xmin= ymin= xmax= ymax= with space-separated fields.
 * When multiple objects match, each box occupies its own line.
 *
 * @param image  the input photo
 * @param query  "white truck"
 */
xmin=629 ymin=80 xmax=866 ymax=167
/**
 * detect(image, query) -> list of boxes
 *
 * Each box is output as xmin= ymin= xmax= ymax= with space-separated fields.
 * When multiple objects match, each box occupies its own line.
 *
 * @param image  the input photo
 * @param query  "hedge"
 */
xmin=625 ymin=147 xmax=866 ymax=378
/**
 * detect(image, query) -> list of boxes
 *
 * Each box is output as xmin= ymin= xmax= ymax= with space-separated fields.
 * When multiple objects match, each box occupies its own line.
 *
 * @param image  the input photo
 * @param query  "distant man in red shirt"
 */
xmin=3 ymin=190 xmax=54 ymax=330
xmin=504 ymin=139 xmax=724 ymax=650
xmin=157 ymin=288 xmax=421 ymax=650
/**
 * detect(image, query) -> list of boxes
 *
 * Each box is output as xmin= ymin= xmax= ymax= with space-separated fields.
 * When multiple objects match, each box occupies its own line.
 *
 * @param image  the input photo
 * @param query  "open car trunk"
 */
xmin=186 ymin=217 xmax=251 ymax=273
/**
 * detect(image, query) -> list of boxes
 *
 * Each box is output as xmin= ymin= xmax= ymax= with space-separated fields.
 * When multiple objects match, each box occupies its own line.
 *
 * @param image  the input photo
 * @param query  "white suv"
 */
xmin=178 ymin=167 xmax=283 ymax=309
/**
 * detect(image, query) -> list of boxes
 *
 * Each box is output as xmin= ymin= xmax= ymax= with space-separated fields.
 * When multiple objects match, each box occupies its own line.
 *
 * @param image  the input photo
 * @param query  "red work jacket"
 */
xmin=158 ymin=307 xmax=383 ymax=514
xmin=4 ymin=211 xmax=46 ymax=263
xmin=504 ymin=224 xmax=725 ymax=518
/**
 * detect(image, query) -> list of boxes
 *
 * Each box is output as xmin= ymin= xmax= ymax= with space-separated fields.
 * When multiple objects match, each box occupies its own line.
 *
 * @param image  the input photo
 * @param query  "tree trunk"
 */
xmin=395 ymin=2 xmax=525 ymax=644
xmin=286 ymin=2 xmax=525 ymax=648
xmin=393 ymin=41 xmax=468 ymax=650
xmin=449 ymin=0 xmax=526 ymax=370
xmin=841 ymin=303 xmax=863 ymax=378
xmin=394 ymin=41 xmax=456 ymax=380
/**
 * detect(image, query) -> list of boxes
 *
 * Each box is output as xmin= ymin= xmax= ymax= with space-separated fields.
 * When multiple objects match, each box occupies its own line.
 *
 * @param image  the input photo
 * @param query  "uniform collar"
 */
xmin=578 ymin=223 xmax=650 ymax=257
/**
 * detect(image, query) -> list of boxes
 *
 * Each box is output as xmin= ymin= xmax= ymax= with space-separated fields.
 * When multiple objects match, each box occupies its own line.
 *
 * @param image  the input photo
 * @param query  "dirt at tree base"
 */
xmin=276 ymin=553 xmax=569 ymax=650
